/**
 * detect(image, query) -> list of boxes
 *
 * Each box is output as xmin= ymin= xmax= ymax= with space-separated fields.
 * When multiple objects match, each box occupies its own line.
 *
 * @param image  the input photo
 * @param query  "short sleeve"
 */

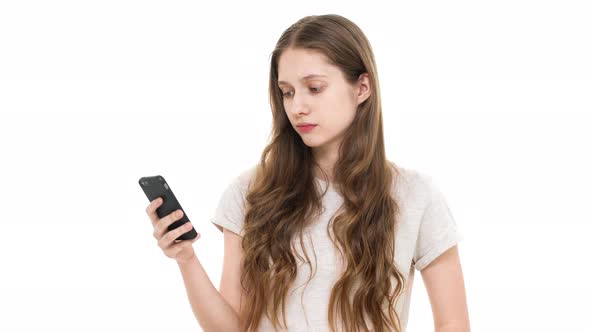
xmin=413 ymin=175 xmax=464 ymax=271
xmin=209 ymin=174 xmax=248 ymax=237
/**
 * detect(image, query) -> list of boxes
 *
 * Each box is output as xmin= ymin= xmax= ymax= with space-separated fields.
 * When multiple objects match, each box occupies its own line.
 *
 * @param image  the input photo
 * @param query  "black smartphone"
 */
xmin=138 ymin=175 xmax=198 ymax=241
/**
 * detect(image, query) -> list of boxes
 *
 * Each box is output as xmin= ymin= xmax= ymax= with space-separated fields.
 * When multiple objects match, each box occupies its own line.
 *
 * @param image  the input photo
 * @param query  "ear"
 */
xmin=356 ymin=72 xmax=371 ymax=106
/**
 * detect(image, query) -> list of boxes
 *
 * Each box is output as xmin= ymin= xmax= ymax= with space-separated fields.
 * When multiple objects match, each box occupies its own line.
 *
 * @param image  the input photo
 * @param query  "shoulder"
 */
xmin=392 ymin=164 xmax=443 ymax=206
xmin=228 ymin=164 xmax=258 ymax=192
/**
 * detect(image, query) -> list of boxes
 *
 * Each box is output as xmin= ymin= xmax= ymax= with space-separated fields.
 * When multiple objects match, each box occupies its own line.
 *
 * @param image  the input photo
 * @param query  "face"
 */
xmin=277 ymin=48 xmax=371 ymax=161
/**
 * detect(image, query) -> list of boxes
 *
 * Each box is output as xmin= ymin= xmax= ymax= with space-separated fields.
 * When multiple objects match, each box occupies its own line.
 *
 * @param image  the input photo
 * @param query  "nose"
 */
xmin=289 ymin=94 xmax=309 ymax=117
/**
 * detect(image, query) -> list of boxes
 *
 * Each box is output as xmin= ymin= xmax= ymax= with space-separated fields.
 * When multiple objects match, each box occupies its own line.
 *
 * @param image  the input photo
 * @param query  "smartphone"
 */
xmin=138 ymin=175 xmax=198 ymax=241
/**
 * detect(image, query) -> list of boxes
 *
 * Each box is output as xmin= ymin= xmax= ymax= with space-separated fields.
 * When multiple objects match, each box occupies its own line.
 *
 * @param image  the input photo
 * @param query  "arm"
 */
xmin=420 ymin=245 xmax=471 ymax=332
xmin=177 ymin=256 xmax=240 ymax=332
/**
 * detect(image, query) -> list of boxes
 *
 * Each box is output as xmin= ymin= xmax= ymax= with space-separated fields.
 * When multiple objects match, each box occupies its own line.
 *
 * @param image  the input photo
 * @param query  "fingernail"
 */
xmin=176 ymin=210 xmax=182 ymax=217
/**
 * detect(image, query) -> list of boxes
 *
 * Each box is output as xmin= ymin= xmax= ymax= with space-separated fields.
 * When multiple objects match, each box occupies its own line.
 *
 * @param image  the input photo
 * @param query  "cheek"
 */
xmin=324 ymin=101 xmax=356 ymax=126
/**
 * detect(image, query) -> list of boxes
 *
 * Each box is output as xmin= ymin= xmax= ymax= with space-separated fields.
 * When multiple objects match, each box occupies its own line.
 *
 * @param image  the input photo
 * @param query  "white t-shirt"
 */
xmin=210 ymin=164 xmax=464 ymax=332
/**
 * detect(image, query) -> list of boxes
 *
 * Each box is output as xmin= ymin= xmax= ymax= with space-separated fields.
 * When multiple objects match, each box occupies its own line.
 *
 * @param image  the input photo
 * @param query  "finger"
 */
xmin=163 ymin=221 xmax=193 ymax=244
xmin=160 ymin=221 xmax=193 ymax=247
xmin=177 ymin=233 xmax=200 ymax=244
xmin=146 ymin=197 xmax=164 ymax=225
xmin=154 ymin=209 xmax=184 ymax=239
xmin=184 ymin=234 xmax=200 ymax=245
xmin=166 ymin=233 xmax=199 ymax=253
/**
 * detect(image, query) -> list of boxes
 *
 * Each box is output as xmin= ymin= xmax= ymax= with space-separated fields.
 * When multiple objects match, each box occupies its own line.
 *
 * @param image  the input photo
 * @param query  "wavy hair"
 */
xmin=238 ymin=14 xmax=406 ymax=332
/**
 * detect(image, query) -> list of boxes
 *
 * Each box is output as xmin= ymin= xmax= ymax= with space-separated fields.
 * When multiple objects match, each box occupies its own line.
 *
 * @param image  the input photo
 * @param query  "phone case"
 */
xmin=138 ymin=175 xmax=198 ymax=241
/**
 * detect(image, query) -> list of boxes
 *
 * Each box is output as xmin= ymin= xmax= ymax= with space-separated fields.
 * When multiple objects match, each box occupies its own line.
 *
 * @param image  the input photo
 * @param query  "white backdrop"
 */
xmin=1 ymin=1 xmax=589 ymax=331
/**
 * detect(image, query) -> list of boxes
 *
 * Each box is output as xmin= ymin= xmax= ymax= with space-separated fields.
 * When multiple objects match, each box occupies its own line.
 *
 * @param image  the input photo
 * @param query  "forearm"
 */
xmin=435 ymin=322 xmax=470 ymax=332
xmin=176 ymin=255 xmax=240 ymax=332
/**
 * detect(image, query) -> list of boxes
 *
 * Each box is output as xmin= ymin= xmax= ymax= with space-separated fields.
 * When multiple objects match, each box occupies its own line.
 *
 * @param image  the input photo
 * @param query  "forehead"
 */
xmin=277 ymin=48 xmax=336 ymax=85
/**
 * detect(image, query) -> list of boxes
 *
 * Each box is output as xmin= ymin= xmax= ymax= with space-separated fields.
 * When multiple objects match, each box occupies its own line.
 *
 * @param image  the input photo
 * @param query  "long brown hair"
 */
xmin=239 ymin=14 xmax=406 ymax=332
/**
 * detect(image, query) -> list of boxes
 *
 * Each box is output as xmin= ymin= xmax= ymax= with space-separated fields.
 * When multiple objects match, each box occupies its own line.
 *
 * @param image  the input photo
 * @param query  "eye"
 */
xmin=281 ymin=87 xmax=323 ymax=98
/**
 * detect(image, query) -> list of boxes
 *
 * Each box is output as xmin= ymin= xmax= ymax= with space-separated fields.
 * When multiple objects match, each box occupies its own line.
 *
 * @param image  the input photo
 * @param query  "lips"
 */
xmin=297 ymin=124 xmax=317 ymax=133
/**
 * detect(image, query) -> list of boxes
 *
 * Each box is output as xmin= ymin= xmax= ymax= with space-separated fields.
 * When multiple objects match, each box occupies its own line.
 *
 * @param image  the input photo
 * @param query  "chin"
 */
xmin=300 ymin=137 xmax=326 ymax=148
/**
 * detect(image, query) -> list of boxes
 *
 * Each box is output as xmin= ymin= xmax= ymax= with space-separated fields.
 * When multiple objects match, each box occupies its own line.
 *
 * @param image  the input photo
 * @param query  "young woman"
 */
xmin=145 ymin=14 xmax=470 ymax=332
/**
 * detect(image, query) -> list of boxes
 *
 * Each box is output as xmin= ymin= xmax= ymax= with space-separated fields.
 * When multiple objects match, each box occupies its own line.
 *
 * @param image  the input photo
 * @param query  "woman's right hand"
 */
xmin=145 ymin=197 xmax=202 ymax=263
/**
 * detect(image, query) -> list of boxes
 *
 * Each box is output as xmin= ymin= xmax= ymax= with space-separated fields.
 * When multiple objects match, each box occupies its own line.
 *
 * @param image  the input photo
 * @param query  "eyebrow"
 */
xmin=278 ymin=74 xmax=328 ymax=86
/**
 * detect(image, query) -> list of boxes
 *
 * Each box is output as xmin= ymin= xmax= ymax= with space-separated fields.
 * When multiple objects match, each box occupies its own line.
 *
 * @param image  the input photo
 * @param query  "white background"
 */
xmin=1 ymin=1 xmax=588 ymax=331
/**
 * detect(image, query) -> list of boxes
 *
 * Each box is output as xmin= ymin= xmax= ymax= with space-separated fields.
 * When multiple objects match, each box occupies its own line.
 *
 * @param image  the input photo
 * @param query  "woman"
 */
xmin=145 ymin=14 xmax=470 ymax=332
